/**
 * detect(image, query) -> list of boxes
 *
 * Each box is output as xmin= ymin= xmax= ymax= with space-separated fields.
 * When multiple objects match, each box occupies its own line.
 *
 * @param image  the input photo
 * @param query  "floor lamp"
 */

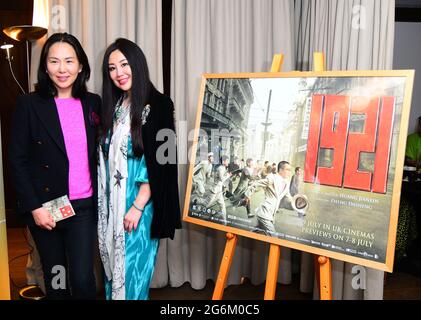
xmin=2 ymin=25 xmax=47 ymax=93
xmin=2 ymin=25 xmax=47 ymax=300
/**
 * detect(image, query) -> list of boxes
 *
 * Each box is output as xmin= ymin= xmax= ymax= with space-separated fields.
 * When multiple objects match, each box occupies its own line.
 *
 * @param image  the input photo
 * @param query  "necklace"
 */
xmin=114 ymin=104 xmax=130 ymax=122
xmin=113 ymin=96 xmax=131 ymax=128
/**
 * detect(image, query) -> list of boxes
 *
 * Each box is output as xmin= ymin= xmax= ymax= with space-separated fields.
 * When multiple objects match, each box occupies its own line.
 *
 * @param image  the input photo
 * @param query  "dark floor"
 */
xmin=6 ymin=228 xmax=421 ymax=300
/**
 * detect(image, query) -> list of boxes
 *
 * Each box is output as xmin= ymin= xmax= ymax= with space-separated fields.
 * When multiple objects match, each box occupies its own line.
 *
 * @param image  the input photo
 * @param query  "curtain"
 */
xmin=170 ymin=0 xmax=296 ymax=290
xmin=170 ymin=0 xmax=395 ymax=299
xmin=32 ymin=0 xmax=163 ymax=94
xmin=294 ymin=0 xmax=395 ymax=300
xmin=295 ymin=0 xmax=394 ymax=72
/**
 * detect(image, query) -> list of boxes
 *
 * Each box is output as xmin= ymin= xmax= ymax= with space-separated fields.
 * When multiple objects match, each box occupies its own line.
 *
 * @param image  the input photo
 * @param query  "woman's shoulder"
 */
xmin=16 ymin=92 xmax=46 ymax=107
xmin=24 ymin=91 xmax=43 ymax=101
xmin=12 ymin=92 xmax=52 ymax=119
xmin=83 ymin=92 xmax=102 ymax=113
xmin=85 ymin=91 xmax=102 ymax=102
xmin=149 ymin=87 xmax=173 ymax=109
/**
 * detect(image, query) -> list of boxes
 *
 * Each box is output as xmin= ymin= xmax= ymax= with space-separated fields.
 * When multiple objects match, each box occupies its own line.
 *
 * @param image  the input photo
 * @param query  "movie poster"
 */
xmin=183 ymin=71 xmax=414 ymax=272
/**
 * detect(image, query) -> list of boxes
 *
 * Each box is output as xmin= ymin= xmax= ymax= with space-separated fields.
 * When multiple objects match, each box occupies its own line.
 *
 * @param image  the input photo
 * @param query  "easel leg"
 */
xmin=318 ymin=256 xmax=332 ymax=300
xmin=264 ymin=244 xmax=281 ymax=300
xmin=212 ymin=233 xmax=238 ymax=300
xmin=314 ymin=255 xmax=320 ymax=292
xmin=260 ymin=53 xmax=284 ymax=301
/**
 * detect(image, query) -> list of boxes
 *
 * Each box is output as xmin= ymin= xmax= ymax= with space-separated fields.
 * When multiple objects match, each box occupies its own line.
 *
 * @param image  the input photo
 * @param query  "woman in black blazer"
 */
xmin=8 ymin=33 xmax=101 ymax=299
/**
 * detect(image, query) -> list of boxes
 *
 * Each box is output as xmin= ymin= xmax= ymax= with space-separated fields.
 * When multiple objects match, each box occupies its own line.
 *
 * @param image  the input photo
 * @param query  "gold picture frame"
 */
xmin=183 ymin=70 xmax=415 ymax=272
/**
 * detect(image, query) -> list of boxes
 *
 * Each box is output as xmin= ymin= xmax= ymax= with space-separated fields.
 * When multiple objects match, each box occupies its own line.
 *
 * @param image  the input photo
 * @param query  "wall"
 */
xmin=0 ymin=1 xmax=33 ymax=227
xmin=394 ymin=22 xmax=421 ymax=134
xmin=0 ymin=0 xmax=33 ymax=300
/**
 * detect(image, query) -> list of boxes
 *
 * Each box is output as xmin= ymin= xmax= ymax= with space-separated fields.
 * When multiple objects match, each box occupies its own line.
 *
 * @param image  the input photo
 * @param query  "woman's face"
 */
xmin=108 ymin=49 xmax=132 ymax=92
xmin=46 ymin=42 xmax=82 ymax=98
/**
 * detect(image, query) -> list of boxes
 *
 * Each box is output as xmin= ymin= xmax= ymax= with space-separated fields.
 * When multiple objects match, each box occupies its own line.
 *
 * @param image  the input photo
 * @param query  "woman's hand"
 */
xmin=32 ymin=207 xmax=56 ymax=230
xmin=124 ymin=206 xmax=142 ymax=234
xmin=124 ymin=183 xmax=150 ymax=233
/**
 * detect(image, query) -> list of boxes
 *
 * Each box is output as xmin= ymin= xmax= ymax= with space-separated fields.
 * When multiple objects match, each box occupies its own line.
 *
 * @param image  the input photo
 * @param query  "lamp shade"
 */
xmin=3 ymin=25 xmax=47 ymax=42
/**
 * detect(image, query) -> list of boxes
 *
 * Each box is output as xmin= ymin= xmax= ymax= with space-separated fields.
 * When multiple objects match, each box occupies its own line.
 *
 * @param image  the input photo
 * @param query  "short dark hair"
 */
xmin=277 ymin=161 xmax=290 ymax=172
xmin=221 ymin=155 xmax=229 ymax=163
xmin=295 ymin=167 xmax=301 ymax=173
xmin=36 ymin=33 xmax=90 ymax=98
xmin=101 ymin=38 xmax=153 ymax=157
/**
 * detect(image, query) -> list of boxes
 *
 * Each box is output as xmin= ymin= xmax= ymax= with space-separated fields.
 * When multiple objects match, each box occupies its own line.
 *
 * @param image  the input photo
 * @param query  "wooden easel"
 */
xmin=212 ymin=52 xmax=332 ymax=300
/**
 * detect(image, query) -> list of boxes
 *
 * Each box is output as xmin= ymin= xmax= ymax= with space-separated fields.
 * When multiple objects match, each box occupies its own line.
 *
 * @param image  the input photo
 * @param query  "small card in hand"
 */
xmin=42 ymin=195 xmax=76 ymax=222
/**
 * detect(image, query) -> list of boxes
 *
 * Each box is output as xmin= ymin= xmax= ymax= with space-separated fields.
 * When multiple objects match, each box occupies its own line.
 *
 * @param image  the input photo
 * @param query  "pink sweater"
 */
xmin=55 ymin=98 xmax=93 ymax=200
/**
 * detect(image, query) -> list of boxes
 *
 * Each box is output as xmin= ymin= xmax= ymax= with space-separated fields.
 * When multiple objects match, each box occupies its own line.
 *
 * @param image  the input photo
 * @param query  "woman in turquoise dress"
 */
xmin=98 ymin=39 xmax=181 ymax=300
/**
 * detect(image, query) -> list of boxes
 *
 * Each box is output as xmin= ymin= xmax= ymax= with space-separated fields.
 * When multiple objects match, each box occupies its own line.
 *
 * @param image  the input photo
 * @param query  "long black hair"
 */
xmin=36 ymin=32 xmax=90 ymax=98
xmin=101 ymin=38 xmax=152 ymax=157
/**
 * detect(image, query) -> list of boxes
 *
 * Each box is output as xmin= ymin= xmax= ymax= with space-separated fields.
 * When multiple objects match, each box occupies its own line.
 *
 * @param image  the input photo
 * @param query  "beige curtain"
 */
xmin=170 ymin=0 xmax=297 ymax=290
xmin=295 ymin=0 xmax=394 ymax=71
xmin=32 ymin=0 xmax=163 ymax=94
xmin=294 ymin=0 xmax=395 ymax=300
xmin=170 ymin=0 xmax=395 ymax=299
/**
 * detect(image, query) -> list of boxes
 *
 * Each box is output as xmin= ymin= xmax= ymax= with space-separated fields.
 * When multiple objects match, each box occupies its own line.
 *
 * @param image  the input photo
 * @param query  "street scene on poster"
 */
xmin=186 ymin=74 xmax=409 ymax=265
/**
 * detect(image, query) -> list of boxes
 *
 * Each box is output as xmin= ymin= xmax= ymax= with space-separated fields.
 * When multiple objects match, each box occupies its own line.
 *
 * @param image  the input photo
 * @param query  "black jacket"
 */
xmin=142 ymin=88 xmax=182 ymax=239
xmin=8 ymin=91 xmax=101 ymax=226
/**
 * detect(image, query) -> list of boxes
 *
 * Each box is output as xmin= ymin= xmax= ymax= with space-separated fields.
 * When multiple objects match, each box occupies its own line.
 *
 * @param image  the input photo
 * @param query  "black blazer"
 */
xmin=8 ymin=91 xmax=101 ymax=226
xmin=142 ymin=88 xmax=182 ymax=239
